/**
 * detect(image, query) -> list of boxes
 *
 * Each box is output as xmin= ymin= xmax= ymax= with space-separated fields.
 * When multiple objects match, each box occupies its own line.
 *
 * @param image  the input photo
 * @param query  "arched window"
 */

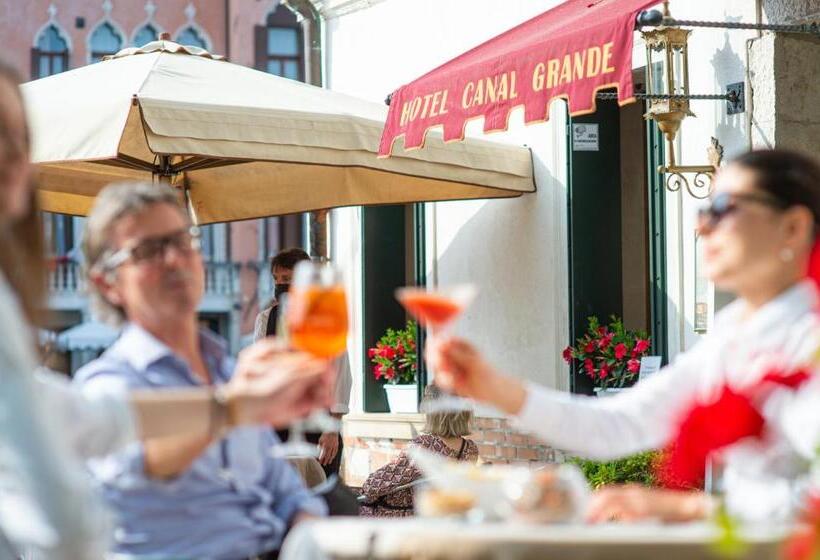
xmin=175 ymin=26 xmax=208 ymax=49
xmin=89 ymin=22 xmax=123 ymax=63
xmin=133 ymin=23 xmax=158 ymax=47
xmin=255 ymin=5 xmax=303 ymax=81
xmin=32 ymin=24 xmax=69 ymax=78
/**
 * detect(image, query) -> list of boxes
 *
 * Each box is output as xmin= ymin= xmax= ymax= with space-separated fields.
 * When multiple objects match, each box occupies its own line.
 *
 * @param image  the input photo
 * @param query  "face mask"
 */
xmin=274 ymin=283 xmax=290 ymax=301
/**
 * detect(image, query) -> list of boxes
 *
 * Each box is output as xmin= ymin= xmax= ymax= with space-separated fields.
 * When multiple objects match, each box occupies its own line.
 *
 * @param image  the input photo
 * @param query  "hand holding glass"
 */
xmin=271 ymin=262 xmax=348 ymax=458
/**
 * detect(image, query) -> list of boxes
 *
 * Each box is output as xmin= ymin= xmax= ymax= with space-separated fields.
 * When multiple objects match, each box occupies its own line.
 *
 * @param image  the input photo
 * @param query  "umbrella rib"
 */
xmin=91 ymin=154 xmax=159 ymax=173
xmin=170 ymin=157 xmax=245 ymax=173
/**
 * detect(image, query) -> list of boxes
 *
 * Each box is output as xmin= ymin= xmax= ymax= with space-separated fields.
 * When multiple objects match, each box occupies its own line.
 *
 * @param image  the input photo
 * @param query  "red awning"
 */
xmin=379 ymin=0 xmax=657 ymax=156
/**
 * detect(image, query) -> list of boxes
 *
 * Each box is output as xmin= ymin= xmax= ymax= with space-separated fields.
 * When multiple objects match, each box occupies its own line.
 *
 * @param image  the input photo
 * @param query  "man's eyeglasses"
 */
xmin=697 ymin=192 xmax=788 ymax=229
xmin=99 ymin=227 xmax=201 ymax=271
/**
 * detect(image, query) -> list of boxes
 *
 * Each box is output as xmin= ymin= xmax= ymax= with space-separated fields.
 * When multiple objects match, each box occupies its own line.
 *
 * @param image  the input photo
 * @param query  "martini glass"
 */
xmin=271 ymin=261 xmax=348 ymax=458
xmin=395 ymin=284 xmax=478 ymax=413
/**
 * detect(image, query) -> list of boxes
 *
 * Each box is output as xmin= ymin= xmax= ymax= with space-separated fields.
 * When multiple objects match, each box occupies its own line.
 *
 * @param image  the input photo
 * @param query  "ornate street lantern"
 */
xmin=641 ymin=1 xmax=721 ymax=199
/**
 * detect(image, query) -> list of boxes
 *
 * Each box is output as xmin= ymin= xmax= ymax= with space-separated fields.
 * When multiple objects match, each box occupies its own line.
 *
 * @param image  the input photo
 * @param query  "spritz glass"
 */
xmin=395 ymin=284 xmax=477 ymax=413
xmin=272 ymin=261 xmax=348 ymax=458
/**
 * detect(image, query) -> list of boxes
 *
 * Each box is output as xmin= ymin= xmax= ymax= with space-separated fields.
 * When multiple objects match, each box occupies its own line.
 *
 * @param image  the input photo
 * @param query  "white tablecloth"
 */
xmin=281 ymin=518 xmax=788 ymax=560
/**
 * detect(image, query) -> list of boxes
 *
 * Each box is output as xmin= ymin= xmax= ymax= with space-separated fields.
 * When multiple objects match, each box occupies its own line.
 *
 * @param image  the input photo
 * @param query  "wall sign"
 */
xmin=572 ymin=123 xmax=599 ymax=151
xmin=638 ymin=356 xmax=663 ymax=382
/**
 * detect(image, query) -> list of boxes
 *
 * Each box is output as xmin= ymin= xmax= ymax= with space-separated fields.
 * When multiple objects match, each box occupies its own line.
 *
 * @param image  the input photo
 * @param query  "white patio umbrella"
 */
xmin=21 ymin=40 xmax=534 ymax=224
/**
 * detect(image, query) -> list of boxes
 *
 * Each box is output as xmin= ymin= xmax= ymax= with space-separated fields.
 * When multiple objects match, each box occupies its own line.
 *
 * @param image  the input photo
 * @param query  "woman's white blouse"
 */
xmin=0 ymin=274 xmax=134 ymax=558
xmin=516 ymin=280 xmax=820 ymax=522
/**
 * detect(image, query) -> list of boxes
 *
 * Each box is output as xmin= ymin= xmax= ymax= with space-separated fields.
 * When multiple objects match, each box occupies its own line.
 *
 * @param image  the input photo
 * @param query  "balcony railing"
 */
xmin=48 ymin=259 xmax=247 ymax=298
xmin=47 ymin=258 xmax=84 ymax=295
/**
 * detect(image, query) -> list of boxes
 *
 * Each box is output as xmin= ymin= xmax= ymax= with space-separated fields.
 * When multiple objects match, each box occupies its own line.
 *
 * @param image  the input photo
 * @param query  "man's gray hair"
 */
xmin=82 ymin=181 xmax=188 ymax=326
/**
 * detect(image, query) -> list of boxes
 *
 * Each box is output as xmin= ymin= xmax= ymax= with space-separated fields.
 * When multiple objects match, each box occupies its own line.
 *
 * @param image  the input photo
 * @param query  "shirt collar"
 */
xmin=110 ymin=322 xmax=229 ymax=374
xmin=716 ymin=279 xmax=819 ymax=337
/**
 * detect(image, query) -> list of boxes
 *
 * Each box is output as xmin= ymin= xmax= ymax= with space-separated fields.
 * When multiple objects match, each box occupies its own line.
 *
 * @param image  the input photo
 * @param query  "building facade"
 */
xmin=0 ymin=0 xmax=317 ymax=372
xmin=319 ymin=0 xmax=820 ymax=483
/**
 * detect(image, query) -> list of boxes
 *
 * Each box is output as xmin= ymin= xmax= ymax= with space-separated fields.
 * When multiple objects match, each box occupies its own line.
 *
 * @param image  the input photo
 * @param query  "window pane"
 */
xmin=176 ymin=27 xmax=207 ymax=49
xmin=267 ymin=28 xmax=298 ymax=56
xmin=38 ymin=56 xmax=49 ymax=79
xmin=52 ymin=55 xmax=64 ymax=74
xmin=283 ymin=60 xmax=299 ymax=80
xmin=37 ymin=25 xmax=67 ymax=52
xmin=134 ymin=24 xmax=157 ymax=47
xmin=266 ymin=59 xmax=282 ymax=76
xmin=90 ymin=22 xmax=123 ymax=58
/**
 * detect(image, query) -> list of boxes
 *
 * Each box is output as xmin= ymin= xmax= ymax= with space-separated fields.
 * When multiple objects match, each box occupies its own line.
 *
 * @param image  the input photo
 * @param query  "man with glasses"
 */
xmin=73 ymin=182 xmax=327 ymax=560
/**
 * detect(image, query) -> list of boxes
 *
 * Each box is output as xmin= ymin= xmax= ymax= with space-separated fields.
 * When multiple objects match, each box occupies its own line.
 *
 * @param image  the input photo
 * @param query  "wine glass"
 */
xmin=395 ymin=284 xmax=477 ymax=413
xmin=271 ymin=261 xmax=348 ymax=458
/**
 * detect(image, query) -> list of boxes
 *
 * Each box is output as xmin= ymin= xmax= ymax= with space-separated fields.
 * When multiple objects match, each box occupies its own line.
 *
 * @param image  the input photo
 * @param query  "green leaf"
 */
xmin=711 ymin=503 xmax=748 ymax=558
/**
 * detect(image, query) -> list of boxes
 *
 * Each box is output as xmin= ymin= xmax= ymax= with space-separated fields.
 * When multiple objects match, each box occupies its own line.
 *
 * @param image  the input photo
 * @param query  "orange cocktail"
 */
xmin=395 ymin=285 xmax=477 ymax=331
xmin=397 ymin=291 xmax=464 ymax=328
xmin=288 ymin=285 xmax=348 ymax=359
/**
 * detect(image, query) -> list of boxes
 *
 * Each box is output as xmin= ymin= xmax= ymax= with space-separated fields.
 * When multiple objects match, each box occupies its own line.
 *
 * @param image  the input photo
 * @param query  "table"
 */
xmin=281 ymin=518 xmax=787 ymax=560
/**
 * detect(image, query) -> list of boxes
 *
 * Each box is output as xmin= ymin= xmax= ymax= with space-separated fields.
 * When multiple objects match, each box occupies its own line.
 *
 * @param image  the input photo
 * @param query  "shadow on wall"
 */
xmin=710 ymin=23 xmax=748 ymax=156
xmin=434 ymin=155 xmax=568 ymax=391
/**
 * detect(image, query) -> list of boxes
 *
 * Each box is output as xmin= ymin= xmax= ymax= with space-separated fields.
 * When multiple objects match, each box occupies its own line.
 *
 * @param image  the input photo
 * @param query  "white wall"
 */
xmin=664 ymin=0 xmax=757 ymax=355
xmin=326 ymin=0 xmax=571 ymax=412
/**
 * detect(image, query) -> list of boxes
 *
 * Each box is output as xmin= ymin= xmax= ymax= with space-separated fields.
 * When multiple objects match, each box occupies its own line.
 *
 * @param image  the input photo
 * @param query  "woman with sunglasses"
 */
xmin=0 ymin=59 xmax=333 ymax=559
xmin=429 ymin=149 xmax=820 ymax=524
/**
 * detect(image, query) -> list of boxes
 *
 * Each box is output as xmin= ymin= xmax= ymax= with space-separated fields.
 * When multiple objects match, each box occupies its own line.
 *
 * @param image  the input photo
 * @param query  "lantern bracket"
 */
xmin=659 ymin=137 xmax=724 ymax=200
xmin=637 ymin=10 xmax=820 ymax=36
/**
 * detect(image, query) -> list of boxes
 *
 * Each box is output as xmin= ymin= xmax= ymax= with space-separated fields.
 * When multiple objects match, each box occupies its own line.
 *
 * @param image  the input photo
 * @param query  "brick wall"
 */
xmin=341 ymin=415 xmax=564 ymax=488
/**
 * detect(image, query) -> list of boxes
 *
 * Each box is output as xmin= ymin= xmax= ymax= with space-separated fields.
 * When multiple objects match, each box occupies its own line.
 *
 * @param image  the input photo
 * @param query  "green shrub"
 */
xmin=569 ymin=451 xmax=660 ymax=489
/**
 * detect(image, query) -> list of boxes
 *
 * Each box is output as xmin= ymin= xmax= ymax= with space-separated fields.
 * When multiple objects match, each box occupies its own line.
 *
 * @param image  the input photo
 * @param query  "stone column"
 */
xmin=749 ymin=2 xmax=820 ymax=152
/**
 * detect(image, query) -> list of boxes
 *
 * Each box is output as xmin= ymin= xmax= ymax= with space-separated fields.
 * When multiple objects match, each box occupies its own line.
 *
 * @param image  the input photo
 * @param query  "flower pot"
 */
xmin=384 ymin=383 xmax=418 ymax=413
xmin=594 ymin=387 xmax=625 ymax=398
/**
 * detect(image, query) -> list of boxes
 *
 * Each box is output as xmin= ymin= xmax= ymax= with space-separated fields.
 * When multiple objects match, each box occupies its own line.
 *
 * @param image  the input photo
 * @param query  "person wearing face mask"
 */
xmin=428 ymin=149 xmax=820 ymax=525
xmin=254 ymin=248 xmax=353 ymax=477
xmin=0 ymin=58 xmax=336 ymax=560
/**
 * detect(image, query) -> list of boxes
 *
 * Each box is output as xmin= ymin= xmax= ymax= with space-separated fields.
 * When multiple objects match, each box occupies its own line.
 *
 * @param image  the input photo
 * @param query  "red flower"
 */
xmin=627 ymin=359 xmax=640 ymax=373
xmin=658 ymin=386 xmax=765 ymax=489
xmin=380 ymin=346 xmax=396 ymax=360
xmin=384 ymin=367 xmax=396 ymax=381
xmin=408 ymin=339 xmax=416 ymax=350
xmin=584 ymin=340 xmax=596 ymax=353
xmin=614 ymin=343 xmax=627 ymax=360
xmin=597 ymin=326 xmax=607 ymax=336
xmin=634 ymin=339 xmax=650 ymax=354
xmin=597 ymin=333 xmax=614 ymax=350
xmin=584 ymin=358 xmax=595 ymax=377
xmin=396 ymin=342 xmax=405 ymax=356
xmin=368 ymin=347 xmax=377 ymax=359
xmin=562 ymin=346 xmax=574 ymax=364
xmin=374 ymin=364 xmax=383 ymax=380
xmin=599 ymin=364 xmax=611 ymax=379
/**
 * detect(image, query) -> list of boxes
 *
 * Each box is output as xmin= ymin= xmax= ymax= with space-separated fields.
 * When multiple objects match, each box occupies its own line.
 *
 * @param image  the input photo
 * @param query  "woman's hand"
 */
xmin=586 ymin=484 xmax=711 ymax=524
xmin=227 ymin=338 xmax=334 ymax=428
xmin=426 ymin=336 xmax=527 ymax=415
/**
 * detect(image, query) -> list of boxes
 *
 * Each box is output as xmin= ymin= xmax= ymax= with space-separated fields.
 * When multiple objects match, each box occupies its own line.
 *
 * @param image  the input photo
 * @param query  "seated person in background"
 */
xmin=254 ymin=247 xmax=352 ymax=478
xmin=360 ymin=385 xmax=478 ymax=517
xmin=74 ymin=182 xmax=328 ymax=560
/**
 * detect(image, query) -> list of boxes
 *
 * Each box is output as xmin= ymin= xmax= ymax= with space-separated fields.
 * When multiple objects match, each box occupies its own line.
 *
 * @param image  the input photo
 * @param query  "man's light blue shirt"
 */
xmin=73 ymin=323 xmax=327 ymax=560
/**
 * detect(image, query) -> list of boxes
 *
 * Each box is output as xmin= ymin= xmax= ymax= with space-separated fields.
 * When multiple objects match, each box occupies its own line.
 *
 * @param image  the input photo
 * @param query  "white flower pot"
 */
xmin=384 ymin=383 xmax=418 ymax=413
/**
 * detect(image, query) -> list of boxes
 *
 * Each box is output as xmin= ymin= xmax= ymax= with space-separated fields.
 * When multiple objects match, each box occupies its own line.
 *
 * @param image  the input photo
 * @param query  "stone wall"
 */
xmin=749 ymin=33 xmax=820 ymax=153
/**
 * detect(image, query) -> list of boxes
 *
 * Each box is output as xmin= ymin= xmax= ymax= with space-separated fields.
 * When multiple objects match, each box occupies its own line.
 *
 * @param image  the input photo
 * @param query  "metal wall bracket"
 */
xmin=726 ymin=82 xmax=745 ymax=115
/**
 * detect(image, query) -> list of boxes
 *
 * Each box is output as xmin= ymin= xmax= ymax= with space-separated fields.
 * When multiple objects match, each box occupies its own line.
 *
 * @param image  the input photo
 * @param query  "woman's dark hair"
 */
xmin=270 ymin=247 xmax=310 ymax=274
xmin=0 ymin=58 xmax=46 ymax=326
xmin=732 ymin=149 xmax=820 ymax=227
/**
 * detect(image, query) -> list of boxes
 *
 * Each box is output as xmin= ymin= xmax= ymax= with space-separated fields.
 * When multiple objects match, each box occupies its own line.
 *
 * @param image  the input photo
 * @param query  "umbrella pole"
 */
xmin=183 ymin=186 xmax=200 ymax=226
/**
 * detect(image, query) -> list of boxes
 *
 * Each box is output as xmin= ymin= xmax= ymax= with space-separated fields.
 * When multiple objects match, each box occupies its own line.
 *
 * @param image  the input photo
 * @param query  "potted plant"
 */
xmin=368 ymin=321 xmax=418 ymax=413
xmin=562 ymin=316 xmax=651 ymax=396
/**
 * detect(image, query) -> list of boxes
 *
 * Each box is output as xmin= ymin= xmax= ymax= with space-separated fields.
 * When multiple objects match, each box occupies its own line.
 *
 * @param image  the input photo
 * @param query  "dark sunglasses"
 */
xmin=697 ymin=192 xmax=789 ymax=228
xmin=99 ymin=226 xmax=201 ymax=271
